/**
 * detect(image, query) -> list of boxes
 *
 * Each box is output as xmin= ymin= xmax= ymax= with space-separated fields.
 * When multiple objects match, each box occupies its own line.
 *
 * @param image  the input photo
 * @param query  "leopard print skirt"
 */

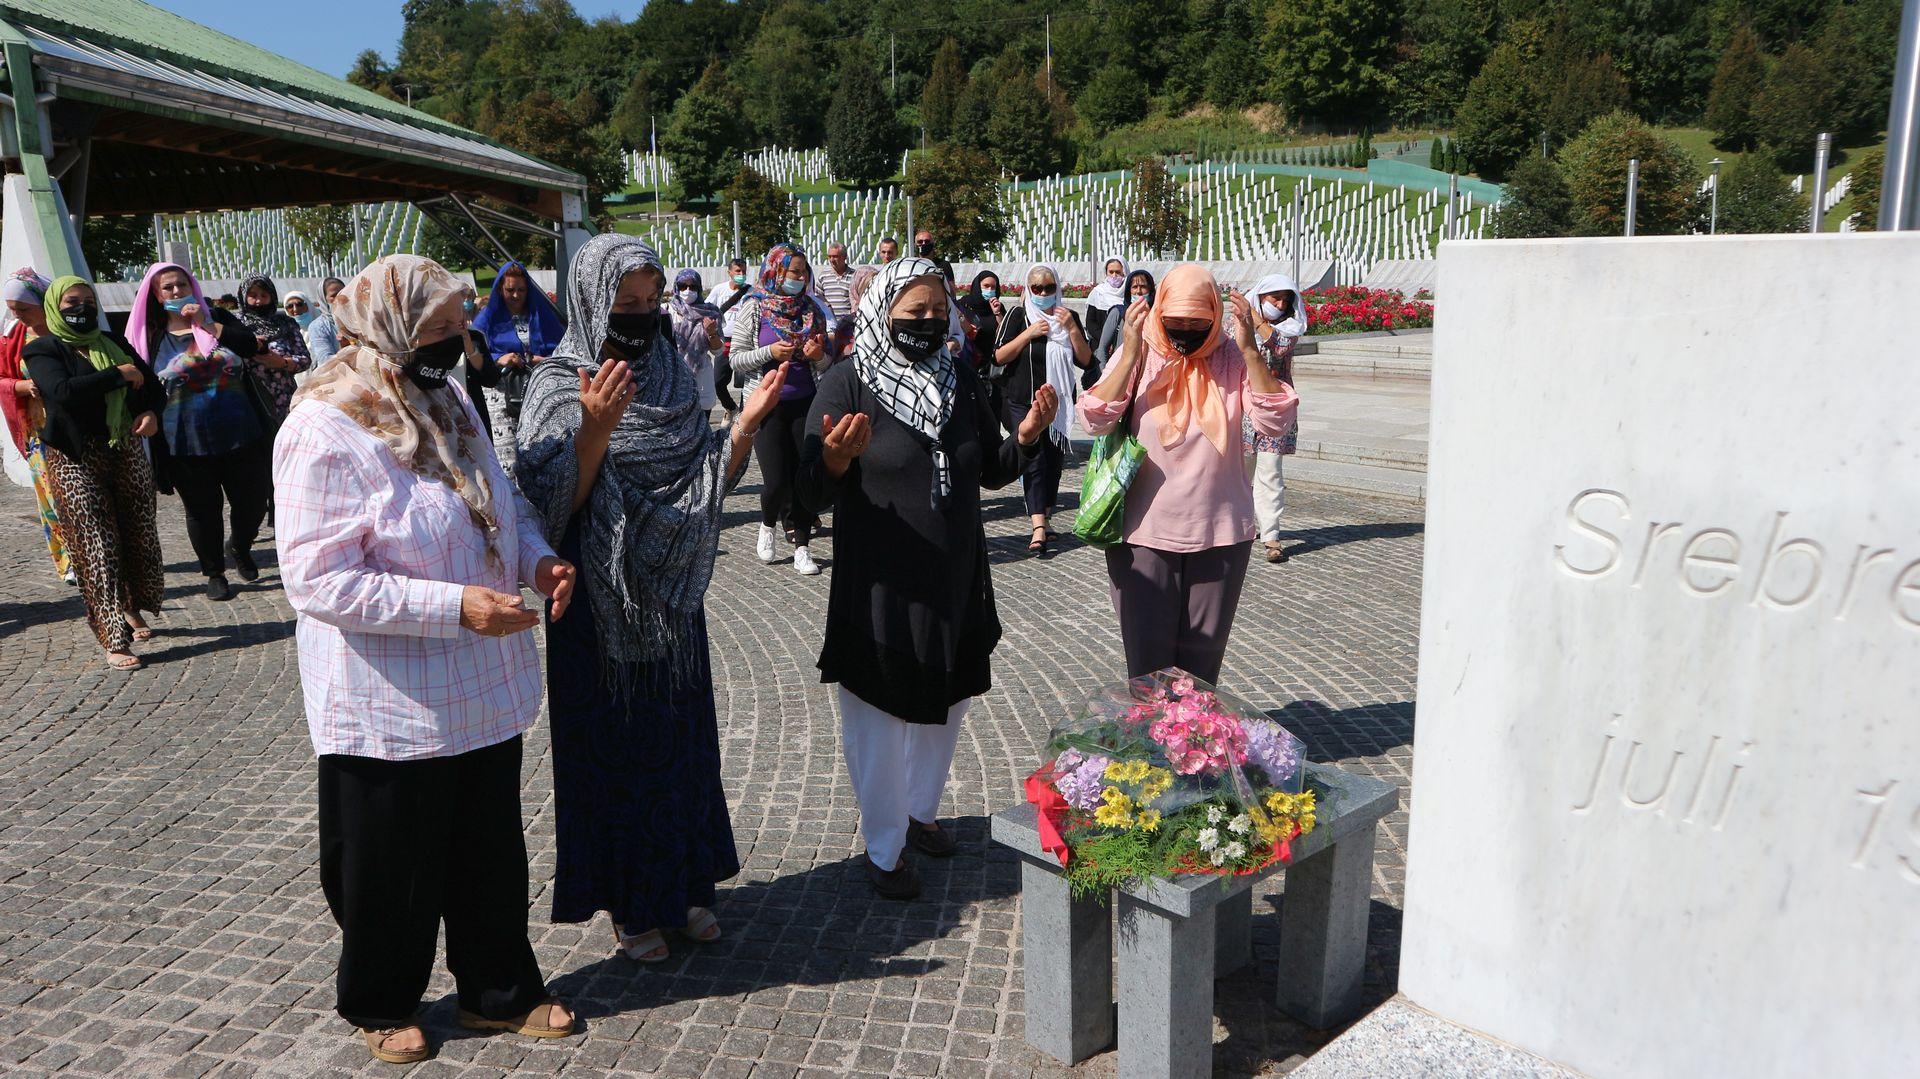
xmin=40 ymin=439 xmax=166 ymax=652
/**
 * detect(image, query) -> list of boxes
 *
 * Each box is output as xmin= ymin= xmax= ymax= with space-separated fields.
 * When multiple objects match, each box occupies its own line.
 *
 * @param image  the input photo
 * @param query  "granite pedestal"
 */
xmin=992 ymin=762 xmax=1396 ymax=1077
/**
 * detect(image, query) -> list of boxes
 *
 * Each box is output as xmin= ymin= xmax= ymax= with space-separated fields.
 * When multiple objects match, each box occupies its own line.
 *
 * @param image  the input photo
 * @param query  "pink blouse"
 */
xmin=1078 ymin=342 xmax=1298 ymax=553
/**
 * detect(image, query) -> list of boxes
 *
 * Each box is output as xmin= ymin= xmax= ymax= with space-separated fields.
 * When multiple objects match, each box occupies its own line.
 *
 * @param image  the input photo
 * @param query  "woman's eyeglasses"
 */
xmin=1029 ymin=283 xmax=1058 ymax=296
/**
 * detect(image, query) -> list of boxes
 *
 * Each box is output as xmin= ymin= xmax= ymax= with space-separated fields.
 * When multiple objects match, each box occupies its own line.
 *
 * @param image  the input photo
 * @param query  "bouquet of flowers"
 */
xmin=1024 ymin=668 xmax=1316 ymax=898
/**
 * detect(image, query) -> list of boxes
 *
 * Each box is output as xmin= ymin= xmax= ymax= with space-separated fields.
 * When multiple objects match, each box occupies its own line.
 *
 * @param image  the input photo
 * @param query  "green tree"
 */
xmin=607 ymin=69 xmax=653 ymax=151
xmin=951 ymin=74 xmax=994 ymax=153
xmin=347 ymin=49 xmax=398 ymax=101
xmin=492 ymin=88 xmax=626 ymax=214
xmin=895 ymin=144 xmax=1008 ymax=260
xmin=1705 ymin=25 xmax=1766 ymax=149
xmin=1539 ymin=50 xmax=1631 ymax=153
xmin=664 ymin=62 xmax=750 ymax=204
xmin=1262 ymin=0 xmax=1397 ymax=124
xmin=1816 ymin=2 xmax=1903 ymax=138
xmin=1389 ymin=0 xmax=1500 ymax=125
xmin=1204 ymin=1 xmax=1265 ymax=110
xmin=1751 ymin=43 xmax=1835 ymax=167
xmin=80 ymin=216 xmax=154 ymax=281
xmin=1453 ymin=42 xmax=1535 ymax=180
xmin=731 ymin=0 xmax=836 ymax=147
xmin=1850 ymin=146 xmax=1884 ymax=230
xmin=1492 ymin=156 xmax=1573 ymax=237
xmin=986 ymin=63 xmax=1063 ymax=179
xmin=1559 ymin=110 xmax=1701 ymax=235
xmin=719 ymin=167 xmax=798 ymax=256
xmin=1125 ymin=156 xmax=1192 ymax=257
xmin=1079 ymin=63 xmax=1146 ymax=136
xmin=1714 ymin=151 xmax=1808 ymax=233
xmin=827 ymin=52 xmax=900 ymax=188
xmin=920 ymin=39 xmax=969 ymax=142
xmin=285 ymin=206 xmax=356 ymax=259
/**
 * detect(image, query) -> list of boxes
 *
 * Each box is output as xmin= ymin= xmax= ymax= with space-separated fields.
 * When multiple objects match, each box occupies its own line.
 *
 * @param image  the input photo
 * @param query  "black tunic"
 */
xmin=796 ymin=362 xmax=1031 ymax=724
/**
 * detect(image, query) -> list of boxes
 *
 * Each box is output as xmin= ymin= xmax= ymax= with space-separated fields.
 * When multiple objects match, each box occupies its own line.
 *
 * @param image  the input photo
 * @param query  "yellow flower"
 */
xmin=1104 ymin=761 xmax=1128 ymax=781
xmin=1136 ymin=809 xmax=1162 ymax=832
xmin=1094 ymin=797 xmax=1134 ymax=828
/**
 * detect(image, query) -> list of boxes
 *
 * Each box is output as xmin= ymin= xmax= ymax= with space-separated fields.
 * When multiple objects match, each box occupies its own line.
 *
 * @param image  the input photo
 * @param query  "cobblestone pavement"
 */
xmin=0 ymin=452 xmax=1421 ymax=1078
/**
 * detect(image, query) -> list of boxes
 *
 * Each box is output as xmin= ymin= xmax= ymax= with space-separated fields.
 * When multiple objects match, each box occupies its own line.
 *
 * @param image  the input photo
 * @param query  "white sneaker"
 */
xmin=793 ymin=546 xmax=821 ymax=576
xmin=756 ymin=525 xmax=777 ymax=564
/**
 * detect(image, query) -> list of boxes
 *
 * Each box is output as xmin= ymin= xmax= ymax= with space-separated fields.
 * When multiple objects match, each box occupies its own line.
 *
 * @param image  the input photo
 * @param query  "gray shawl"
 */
xmin=514 ymin=234 xmax=733 ymax=690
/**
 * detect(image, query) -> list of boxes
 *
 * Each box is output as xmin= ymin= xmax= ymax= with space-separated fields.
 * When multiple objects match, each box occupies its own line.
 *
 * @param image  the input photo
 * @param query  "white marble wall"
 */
xmin=1401 ymin=233 xmax=1920 ymax=1078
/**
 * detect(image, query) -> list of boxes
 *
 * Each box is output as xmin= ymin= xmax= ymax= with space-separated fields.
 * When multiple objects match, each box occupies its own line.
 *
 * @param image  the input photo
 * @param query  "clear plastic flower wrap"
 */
xmin=1023 ymin=667 xmax=1316 ymax=898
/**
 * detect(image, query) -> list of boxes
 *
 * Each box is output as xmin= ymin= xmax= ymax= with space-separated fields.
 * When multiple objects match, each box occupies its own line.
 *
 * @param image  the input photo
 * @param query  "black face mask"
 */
xmin=914 ymin=239 xmax=934 ymax=256
xmin=889 ymin=317 xmax=947 ymax=362
xmin=1166 ymin=325 xmax=1212 ymax=355
xmin=604 ymin=311 xmax=661 ymax=361
xmin=402 ymin=335 xmax=465 ymax=391
xmin=60 ymin=304 xmax=98 ymax=333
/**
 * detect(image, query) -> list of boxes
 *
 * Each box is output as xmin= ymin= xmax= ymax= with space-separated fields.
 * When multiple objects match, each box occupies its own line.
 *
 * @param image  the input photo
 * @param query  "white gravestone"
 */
xmin=1400 ymin=233 xmax=1920 ymax=1078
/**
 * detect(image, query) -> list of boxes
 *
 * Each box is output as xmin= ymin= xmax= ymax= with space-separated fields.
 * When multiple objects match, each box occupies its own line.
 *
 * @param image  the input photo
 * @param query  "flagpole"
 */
xmin=651 ymin=114 xmax=662 ymax=244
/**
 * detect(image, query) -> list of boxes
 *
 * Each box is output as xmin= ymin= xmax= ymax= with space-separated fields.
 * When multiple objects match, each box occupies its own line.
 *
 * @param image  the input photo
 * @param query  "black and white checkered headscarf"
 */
xmin=852 ymin=257 xmax=959 ymax=508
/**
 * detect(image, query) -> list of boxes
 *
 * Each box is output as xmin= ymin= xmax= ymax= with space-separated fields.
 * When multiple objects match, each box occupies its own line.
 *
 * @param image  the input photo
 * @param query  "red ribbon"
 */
xmin=1024 ymin=768 xmax=1072 ymax=866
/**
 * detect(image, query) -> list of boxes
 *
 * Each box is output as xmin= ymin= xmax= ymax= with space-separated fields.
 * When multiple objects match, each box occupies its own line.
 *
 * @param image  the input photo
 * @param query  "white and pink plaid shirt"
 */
xmin=273 ymin=392 xmax=557 ymax=761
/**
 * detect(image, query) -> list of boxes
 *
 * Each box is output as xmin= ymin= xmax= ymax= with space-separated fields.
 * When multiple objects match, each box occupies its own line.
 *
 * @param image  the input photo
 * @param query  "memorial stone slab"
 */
xmin=1384 ymin=233 xmax=1920 ymax=1078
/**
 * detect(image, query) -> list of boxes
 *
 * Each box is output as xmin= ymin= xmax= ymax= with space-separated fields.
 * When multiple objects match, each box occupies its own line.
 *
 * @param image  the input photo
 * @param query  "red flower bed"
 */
xmin=1302 ymin=286 xmax=1434 ymax=335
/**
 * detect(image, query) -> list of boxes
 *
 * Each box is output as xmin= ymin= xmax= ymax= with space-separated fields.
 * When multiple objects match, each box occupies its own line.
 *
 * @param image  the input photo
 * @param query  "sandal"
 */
xmin=613 ymin=923 xmax=670 ymax=963
xmin=360 ymin=1023 xmax=429 ymax=1065
xmin=455 ymin=997 xmax=574 ymax=1039
xmin=1028 ymin=525 xmax=1048 ymax=556
xmin=127 ymin=614 xmax=154 ymax=642
xmin=682 ymin=907 xmax=721 ymax=942
xmin=105 ymin=651 xmax=142 ymax=671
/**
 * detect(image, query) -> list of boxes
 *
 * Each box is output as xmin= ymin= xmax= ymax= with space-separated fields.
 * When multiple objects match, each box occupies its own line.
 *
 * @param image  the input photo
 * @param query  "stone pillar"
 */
xmin=1018 ymin=858 xmax=1114 ymax=1064
xmin=1116 ymin=894 xmax=1216 ymax=1079
xmin=1276 ymin=827 xmax=1375 ymax=1029
xmin=1213 ymin=887 xmax=1254 ymax=977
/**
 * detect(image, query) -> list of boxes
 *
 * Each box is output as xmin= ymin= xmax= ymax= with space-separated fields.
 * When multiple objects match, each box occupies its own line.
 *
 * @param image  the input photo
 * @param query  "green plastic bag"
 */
xmin=1072 ymin=425 xmax=1146 ymax=549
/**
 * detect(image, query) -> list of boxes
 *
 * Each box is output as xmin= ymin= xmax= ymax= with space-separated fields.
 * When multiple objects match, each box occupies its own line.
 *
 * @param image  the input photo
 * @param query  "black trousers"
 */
xmin=754 ymin=394 xmax=817 ymax=543
xmin=171 ymin=439 xmax=271 ymax=578
xmin=317 ymin=736 xmax=548 ymax=1030
xmin=1005 ymin=402 xmax=1065 ymax=516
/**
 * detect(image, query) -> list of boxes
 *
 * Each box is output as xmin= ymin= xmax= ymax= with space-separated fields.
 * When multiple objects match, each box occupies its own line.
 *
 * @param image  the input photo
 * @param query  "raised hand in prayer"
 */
xmin=1225 ymin=289 xmax=1258 ymax=353
xmin=1018 ymin=384 xmax=1059 ymax=447
xmin=739 ymin=361 xmax=788 ymax=437
xmin=1122 ymin=297 xmax=1150 ymax=354
xmin=802 ymin=335 xmax=826 ymax=363
xmin=577 ymin=359 xmax=633 ymax=442
xmin=820 ymin=411 xmax=873 ymax=479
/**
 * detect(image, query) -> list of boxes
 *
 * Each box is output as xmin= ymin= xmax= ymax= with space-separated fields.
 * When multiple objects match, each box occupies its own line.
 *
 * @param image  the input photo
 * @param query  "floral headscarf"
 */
xmin=749 ymin=242 xmax=820 ymax=339
xmin=293 ymin=255 xmax=504 ymax=571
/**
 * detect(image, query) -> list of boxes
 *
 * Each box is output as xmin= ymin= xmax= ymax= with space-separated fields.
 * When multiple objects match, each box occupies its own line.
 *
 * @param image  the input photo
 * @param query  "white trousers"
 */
xmin=1245 ymin=450 xmax=1286 ymax=542
xmin=838 ymin=686 xmax=968 ymax=872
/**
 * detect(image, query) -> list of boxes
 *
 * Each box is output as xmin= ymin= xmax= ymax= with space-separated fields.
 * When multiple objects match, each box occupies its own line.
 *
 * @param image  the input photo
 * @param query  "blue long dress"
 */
xmin=546 ymin=517 xmax=741 ymax=933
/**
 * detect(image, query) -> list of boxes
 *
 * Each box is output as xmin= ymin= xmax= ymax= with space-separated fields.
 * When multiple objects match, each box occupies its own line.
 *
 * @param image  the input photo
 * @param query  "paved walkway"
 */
xmin=0 ymin=451 xmax=1422 ymax=1078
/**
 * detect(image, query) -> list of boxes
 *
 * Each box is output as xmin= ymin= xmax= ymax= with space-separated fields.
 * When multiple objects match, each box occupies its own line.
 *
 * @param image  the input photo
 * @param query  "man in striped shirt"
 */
xmin=817 ymin=242 xmax=857 ymax=360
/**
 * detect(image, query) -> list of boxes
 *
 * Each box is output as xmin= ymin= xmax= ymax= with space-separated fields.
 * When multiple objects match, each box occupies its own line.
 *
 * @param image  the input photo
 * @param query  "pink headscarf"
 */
xmin=126 ymin=262 xmax=220 ymax=364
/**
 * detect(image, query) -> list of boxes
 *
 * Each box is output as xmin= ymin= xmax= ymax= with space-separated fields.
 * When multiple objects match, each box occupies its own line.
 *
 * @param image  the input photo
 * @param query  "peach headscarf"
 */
xmin=1141 ymin=263 xmax=1231 ymax=453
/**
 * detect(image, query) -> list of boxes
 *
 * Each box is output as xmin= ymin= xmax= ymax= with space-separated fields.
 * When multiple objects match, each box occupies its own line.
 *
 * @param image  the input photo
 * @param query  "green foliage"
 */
xmin=607 ymin=70 xmax=653 ymax=151
xmin=1079 ymin=64 xmax=1147 ymax=136
xmin=1389 ymin=0 xmax=1500 ymax=125
xmin=920 ymin=39 xmax=968 ymax=143
xmin=1262 ymin=0 xmax=1397 ymax=124
xmin=827 ymin=53 xmax=900 ymax=188
xmin=80 ymin=216 xmax=154 ymax=280
xmin=719 ymin=167 xmax=797 ymax=257
xmin=1062 ymin=821 xmax=1187 ymax=899
xmin=1453 ymin=42 xmax=1534 ymax=179
xmin=1494 ymin=156 xmax=1573 ymax=238
xmin=663 ymin=63 xmax=750 ymax=205
xmin=490 ymin=89 xmax=625 ymax=214
xmin=1814 ymin=2 xmax=1903 ymax=138
xmin=896 ymin=144 xmax=1007 ymax=261
xmin=1559 ymin=110 xmax=1702 ymax=235
xmin=285 ymin=207 xmax=356 ymax=258
xmin=986 ymin=61 xmax=1065 ymax=179
xmin=1125 ymin=156 xmax=1193 ymax=257
xmin=950 ymin=73 xmax=994 ymax=154
xmin=346 ymin=49 xmax=398 ymax=101
xmin=1705 ymin=25 xmax=1766 ymax=149
xmin=1713 ymin=151 xmax=1807 ymax=233
xmin=733 ymin=1 xmax=837 ymax=148
xmin=1850 ymin=146 xmax=1884 ymax=231
xmin=1751 ymin=43 xmax=1835 ymax=168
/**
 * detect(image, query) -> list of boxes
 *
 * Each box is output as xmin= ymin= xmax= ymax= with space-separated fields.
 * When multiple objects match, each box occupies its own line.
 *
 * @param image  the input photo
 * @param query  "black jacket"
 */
xmin=23 ymin=331 xmax=164 ymax=459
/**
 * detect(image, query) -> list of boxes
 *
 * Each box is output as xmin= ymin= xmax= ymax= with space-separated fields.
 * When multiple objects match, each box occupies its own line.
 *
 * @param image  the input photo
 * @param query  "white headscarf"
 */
xmin=852 ymin=257 xmax=958 ymax=508
xmin=1251 ymin=273 xmax=1307 ymax=341
xmin=1085 ymin=259 xmax=1129 ymax=312
xmin=1022 ymin=265 xmax=1077 ymax=450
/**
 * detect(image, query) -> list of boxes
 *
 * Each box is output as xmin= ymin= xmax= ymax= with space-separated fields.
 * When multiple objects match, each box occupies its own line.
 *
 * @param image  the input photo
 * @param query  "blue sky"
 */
xmin=148 ymin=1 xmax=649 ymax=79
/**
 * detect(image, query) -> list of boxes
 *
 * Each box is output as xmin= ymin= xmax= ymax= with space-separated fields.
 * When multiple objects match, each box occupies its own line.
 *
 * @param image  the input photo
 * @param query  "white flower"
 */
xmin=1227 ymin=814 xmax=1251 ymax=835
xmin=1223 ymin=841 xmax=1247 ymax=860
xmin=1209 ymin=848 xmax=1229 ymax=866
xmin=1206 ymin=806 xmax=1224 ymax=824
xmin=1197 ymin=827 xmax=1219 ymax=851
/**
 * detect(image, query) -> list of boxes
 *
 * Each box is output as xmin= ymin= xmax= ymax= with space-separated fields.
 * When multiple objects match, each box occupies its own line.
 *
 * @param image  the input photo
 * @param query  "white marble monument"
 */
xmin=1395 ymin=233 xmax=1920 ymax=1078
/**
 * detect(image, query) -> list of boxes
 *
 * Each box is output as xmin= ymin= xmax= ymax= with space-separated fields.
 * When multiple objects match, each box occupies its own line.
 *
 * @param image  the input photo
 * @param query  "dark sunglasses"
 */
xmin=1029 ymin=283 xmax=1058 ymax=296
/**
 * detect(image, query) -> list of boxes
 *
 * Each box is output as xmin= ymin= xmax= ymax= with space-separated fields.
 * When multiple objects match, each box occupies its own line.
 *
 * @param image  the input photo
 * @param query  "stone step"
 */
xmin=1285 ymin=456 xmax=1427 ymax=503
xmin=1312 ymin=335 xmax=1433 ymax=359
xmin=1294 ymin=352 xmax=1431 ymax=379
xmin=1294 ymin=437 xmax=1428 ymax=472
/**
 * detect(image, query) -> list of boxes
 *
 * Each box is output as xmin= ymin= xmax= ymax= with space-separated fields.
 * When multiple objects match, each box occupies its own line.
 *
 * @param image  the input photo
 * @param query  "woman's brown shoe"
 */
xmin=360 ymin=1024 xmax=429 ymax=1064
xmin=456 ymin=998 xmax=575 ymax=1039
